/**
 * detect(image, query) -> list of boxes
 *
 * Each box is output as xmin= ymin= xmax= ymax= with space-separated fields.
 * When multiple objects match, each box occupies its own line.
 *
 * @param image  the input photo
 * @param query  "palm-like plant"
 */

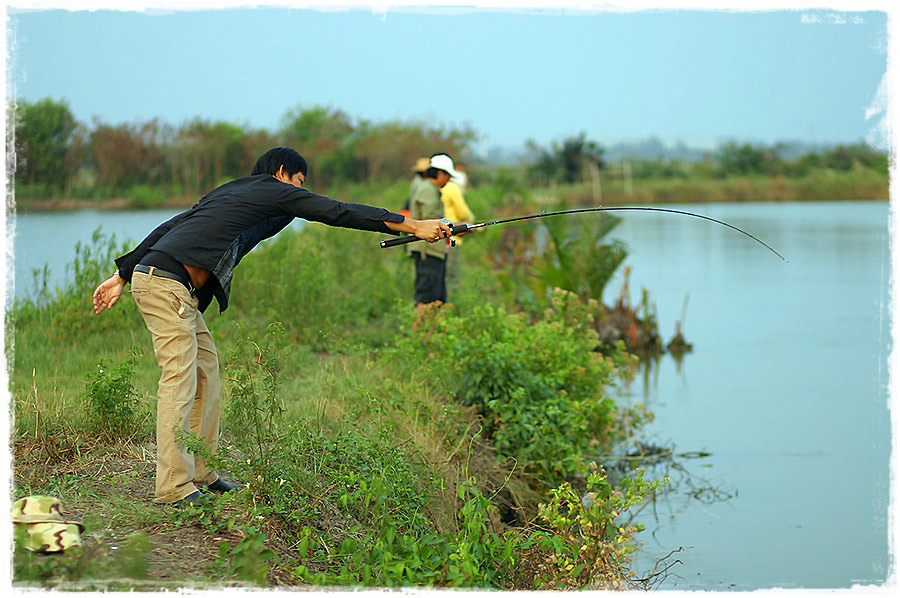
xmin=527 ymin=212 xmax=627 ymax=304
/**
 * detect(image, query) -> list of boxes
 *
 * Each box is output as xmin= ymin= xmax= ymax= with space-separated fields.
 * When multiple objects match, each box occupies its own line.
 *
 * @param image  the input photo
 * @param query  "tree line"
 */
xmin=11 ymin=98 xmax=477 ymax=198
xmin=525 ymin=132 xmax=888 ymax=186
xmin=11 ymin=97 xmax=888 ymax=202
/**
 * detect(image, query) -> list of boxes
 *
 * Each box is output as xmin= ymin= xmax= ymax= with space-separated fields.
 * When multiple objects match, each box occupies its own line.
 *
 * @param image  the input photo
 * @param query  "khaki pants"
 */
xmin=131 ymin=270 xmax=221 ymax=503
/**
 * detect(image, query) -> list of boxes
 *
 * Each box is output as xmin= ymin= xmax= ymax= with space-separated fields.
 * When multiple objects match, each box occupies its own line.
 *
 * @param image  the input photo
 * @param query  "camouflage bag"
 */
xmin=11 ymin=495 xmax=84 ymax=553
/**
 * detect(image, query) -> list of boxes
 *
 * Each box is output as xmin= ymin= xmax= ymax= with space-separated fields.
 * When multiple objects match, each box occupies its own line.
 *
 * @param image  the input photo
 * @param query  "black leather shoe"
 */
xmin=207 ymin=478 xmax=239 ymax=493
xmin=172 ymin=490 xmax=202 ymax=507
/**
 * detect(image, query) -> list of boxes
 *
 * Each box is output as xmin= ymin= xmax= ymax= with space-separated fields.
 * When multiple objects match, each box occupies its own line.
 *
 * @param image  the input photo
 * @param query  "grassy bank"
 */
xmin=544 ymin=166 xmax=889 ymax=206
xmin=9 ymin=208 xmax=668 ymax=589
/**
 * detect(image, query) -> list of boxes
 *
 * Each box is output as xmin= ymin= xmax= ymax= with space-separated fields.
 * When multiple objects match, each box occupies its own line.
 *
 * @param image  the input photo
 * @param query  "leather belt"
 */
xmin=134 ymin=264 xmax=195 ymax=293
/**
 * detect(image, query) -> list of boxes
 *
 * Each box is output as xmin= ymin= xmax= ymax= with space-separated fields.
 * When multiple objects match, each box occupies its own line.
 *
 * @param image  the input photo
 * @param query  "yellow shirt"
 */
xmin=440 ymin=181 xmax=474 ymax=244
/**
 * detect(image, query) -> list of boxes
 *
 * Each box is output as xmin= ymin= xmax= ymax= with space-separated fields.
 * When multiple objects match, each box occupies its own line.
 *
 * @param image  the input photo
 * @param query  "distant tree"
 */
xmin=819 ymin=143 xmax=887 ymax=174
xmin=278 ymin=105 xmax=355 ymax=186
xmin=353 ymin=119 xmax=477 ymax=182
xmin=13 ymin=97 xmax=77 ymax=190
xmin=782 ymin=151 xmax=823 ymax=177
xmin=529 ymin=132 xmax=605 ymax=184
xmin=172 ymin=119 xmax=273 ymax=193
xmin=88 ymin=118 xmax=167 ymax=193
xmin=714 ymin=141 xmax=783 ymax=177
xmin=842 ymin=142 xmax=890 ymax=174
xmin=278 ymin=105 xmax=477 ymax=185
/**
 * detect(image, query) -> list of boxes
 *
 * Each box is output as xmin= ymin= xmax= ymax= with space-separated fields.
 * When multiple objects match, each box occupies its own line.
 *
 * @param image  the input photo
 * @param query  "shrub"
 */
xmin=222 ymin=322 xmax=286 ymax=483
xmin=80 ymin=349 xmax=148 ymax=441
xmin=390 ymin=290 xmax=640 ymax=484
xmin=523 ymin=464 xmax=660 ymax=589
xmin=231 ymin=224 xmax=412 ymax=349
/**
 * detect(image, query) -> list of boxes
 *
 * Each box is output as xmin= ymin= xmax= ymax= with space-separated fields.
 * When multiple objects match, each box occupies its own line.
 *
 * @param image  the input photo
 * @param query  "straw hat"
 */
xmin=411 ymin=157 xmax=431 ymax=173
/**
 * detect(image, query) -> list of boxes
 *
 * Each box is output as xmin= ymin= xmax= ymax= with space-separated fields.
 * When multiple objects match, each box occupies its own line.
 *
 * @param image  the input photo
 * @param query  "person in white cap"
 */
xmin=407 ymin=153 xmax=459 ymax=307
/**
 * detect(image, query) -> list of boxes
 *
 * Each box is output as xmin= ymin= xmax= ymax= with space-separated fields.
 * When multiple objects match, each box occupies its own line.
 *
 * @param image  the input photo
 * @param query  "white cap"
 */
xmin=429 ymin=154 xmax=460 ymax=179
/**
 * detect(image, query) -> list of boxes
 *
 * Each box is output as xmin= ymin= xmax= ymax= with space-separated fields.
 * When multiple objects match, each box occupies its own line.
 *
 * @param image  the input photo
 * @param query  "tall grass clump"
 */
xmin=10 ymin=227 xmax=143 ymax=342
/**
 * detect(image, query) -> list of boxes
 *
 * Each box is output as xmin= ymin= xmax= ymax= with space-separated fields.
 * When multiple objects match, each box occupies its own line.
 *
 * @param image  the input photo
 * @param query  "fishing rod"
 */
xmin=380 ymin=206 xmax=788 ymax=262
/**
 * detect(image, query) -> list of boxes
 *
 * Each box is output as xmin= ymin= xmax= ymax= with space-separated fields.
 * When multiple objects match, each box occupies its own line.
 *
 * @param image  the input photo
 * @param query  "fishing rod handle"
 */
xmin=380 ymin=222 xmax=471 ymax=248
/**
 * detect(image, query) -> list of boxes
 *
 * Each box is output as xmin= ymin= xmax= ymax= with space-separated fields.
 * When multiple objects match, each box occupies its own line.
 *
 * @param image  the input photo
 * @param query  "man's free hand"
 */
xmin=92 ymin=273 xmax=125 ymax=315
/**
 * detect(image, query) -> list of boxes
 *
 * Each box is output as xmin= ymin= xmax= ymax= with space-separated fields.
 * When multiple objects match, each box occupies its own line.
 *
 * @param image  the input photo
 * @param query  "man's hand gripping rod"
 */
xmin=380 ymin=222 xmax=477 ymax=248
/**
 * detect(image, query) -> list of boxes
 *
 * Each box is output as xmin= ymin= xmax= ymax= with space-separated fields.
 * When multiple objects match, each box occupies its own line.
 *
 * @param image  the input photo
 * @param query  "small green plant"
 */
xmin=109 ymin=533 xmax=152 ymax=580
xmin=80 ymin=347 xmax=147 ymax=441
xmin=527 ymin=212 xmax=628 ymax=305
xmin=223 ymin=322 xmax=286 ymax=482
xmin=293 ymin=475 xmax=521 ymax=588
xmin=526 ymin=464 xmax=661 ymax=590
xmin=218 ymin=525 xmax=277 ymax=587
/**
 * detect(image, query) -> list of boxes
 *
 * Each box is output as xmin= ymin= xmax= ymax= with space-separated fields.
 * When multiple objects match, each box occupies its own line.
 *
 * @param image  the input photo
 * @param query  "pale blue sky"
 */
xmin=5 ymin=4 xmax=891 ymax=153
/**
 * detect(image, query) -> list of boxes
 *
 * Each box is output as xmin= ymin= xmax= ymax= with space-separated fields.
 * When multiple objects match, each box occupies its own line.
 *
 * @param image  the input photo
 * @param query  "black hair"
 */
xmin=251 ymin=147 xmax=308 ymax=177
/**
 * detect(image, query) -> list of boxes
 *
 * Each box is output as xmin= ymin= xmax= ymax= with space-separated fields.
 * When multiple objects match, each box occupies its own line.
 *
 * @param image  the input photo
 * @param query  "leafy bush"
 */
xmin=80 ymin=349 xmax=148 ymax=441
xmin=390 ymin=290 xmax=640 ymax=484
xmin=524 ymin=464 xmax=660 ymax=589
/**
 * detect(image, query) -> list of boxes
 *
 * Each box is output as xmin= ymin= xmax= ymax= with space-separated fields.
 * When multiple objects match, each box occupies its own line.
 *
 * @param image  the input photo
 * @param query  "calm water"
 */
xmin=4 ymin=201 xmax=893 ymax=589
xmin=603 ymin=201 xmax=892 ymax=590
xmin=4 ymin=208 xmax=302 ymax=304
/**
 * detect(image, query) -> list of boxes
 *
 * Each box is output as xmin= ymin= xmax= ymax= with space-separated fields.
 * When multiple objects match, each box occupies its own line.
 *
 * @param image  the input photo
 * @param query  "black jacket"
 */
xmin=115 ymin=175 xmax=404 ymax=313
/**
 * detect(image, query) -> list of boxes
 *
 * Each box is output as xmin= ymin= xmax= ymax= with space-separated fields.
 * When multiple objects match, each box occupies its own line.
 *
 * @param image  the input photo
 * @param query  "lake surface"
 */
xmin=3 ymin=201 xmax=893 ymax=590
xmin=4 ymin=208 xmax=301 ymax=305
xmin=601 ymin=201 xmax=892 ymax=590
